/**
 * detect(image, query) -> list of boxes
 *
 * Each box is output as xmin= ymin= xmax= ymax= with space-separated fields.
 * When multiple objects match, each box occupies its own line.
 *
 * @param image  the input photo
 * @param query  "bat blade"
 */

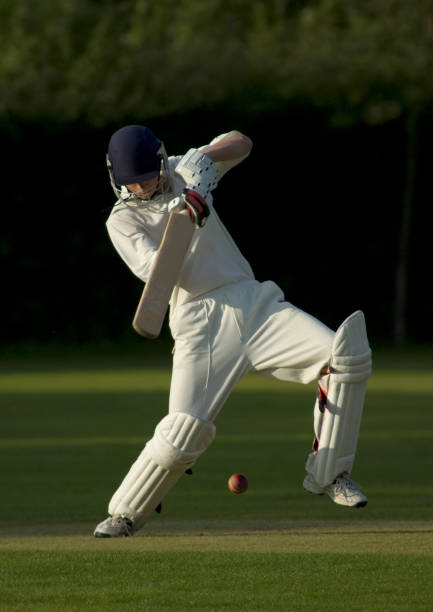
xmin=132 ymin=211 xmax=194 ymax=338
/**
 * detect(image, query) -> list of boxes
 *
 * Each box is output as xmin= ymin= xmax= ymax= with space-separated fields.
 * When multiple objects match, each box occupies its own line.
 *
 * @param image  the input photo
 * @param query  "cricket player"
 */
xmin=94 ymin=125 xmax=372 ymax=537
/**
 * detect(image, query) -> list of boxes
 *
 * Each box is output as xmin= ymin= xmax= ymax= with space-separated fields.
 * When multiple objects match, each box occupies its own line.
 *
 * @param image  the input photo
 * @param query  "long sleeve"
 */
xmin=106 ymin=210 xmax=158 ymax=282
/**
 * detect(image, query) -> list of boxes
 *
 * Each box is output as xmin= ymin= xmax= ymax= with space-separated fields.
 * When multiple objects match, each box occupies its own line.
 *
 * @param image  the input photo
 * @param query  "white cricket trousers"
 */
xmin=169 ymin=279 xmax=334 ymax=422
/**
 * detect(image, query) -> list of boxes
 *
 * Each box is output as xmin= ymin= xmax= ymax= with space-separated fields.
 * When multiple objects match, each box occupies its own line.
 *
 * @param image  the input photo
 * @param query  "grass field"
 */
xmin=0 ymin=343 xmax=432 ymax=610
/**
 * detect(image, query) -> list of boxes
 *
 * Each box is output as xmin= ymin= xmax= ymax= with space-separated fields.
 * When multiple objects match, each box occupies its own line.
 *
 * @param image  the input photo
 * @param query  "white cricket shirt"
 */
xmin=106 ymin=134 xmax=254 ymax=310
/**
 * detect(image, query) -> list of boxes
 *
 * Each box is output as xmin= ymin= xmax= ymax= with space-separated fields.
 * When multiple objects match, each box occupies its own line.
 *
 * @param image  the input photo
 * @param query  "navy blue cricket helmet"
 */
xmin=108 ymin=125 xmax=162 ymax=185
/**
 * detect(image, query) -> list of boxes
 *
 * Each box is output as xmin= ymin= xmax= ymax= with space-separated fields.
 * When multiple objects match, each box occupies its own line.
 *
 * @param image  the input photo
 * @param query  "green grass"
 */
xmin=1 ymin=551 xmax=432 ymax=611
xmin=0 ymin=344 xmax=432 ymax=610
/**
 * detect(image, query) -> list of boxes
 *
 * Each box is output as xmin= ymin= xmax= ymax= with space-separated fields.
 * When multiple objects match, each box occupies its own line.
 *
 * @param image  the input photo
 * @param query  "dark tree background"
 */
xmin=1 ymin=0 xmax=432 ymax=346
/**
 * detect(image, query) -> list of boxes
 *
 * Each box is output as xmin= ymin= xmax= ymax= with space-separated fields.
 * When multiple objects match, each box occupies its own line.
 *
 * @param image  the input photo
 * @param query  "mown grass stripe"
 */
xmin=0 ymin=369 xmax=432 ymax=393
xmin=0 ymin=527 xmax=432 ymax=554
xmin=1 ymin=429 xmax=432 ymax=448
xmin=0 ymin=550 xmax=432 ymax=612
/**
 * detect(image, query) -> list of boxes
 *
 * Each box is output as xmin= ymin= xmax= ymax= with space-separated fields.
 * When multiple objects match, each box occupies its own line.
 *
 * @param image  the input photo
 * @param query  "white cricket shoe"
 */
xmin=94 ymin=516 xmax=135 ymax=538
xmin=303 ymin=471 xmax=368 ymax=508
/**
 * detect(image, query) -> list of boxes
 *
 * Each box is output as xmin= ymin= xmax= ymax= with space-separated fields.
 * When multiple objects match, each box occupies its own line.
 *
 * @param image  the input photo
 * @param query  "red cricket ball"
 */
xmin=228 ymin=473 xmax=248 ymax=494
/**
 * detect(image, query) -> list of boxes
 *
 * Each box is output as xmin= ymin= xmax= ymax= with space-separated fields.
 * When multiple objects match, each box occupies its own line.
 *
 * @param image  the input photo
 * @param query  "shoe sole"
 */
xmin=354 ymin=500 xmax=368 ymax=508
xmin=94 ymin=532 xmax=132 ymax=537
xmin=303 ymin=483 xmax=368 ymax=508
xmin=324 ymin=495 xmax=368 ymax=508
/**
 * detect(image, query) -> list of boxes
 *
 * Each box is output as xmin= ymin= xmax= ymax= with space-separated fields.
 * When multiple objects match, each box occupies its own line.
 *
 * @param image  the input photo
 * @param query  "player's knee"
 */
xmin=148 ymin=412 xmax=216 ymax=472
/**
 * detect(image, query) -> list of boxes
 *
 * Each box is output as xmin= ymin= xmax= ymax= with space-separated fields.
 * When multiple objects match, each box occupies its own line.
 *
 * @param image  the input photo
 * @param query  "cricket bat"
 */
xmin=132 ymin=211 xmax=194 ymax=338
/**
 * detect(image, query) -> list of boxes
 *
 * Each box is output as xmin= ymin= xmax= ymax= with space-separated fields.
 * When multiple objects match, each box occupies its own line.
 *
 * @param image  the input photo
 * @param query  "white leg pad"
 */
xmin=306 ymin=311 xmax=372 ymax=487
xmin=108 ymin=412 xmax=215 ymax=529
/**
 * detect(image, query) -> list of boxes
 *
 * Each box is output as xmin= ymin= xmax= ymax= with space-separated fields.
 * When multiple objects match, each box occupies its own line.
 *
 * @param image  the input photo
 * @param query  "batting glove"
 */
xmin=181 ymin=188 xmax=210 ymax=228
